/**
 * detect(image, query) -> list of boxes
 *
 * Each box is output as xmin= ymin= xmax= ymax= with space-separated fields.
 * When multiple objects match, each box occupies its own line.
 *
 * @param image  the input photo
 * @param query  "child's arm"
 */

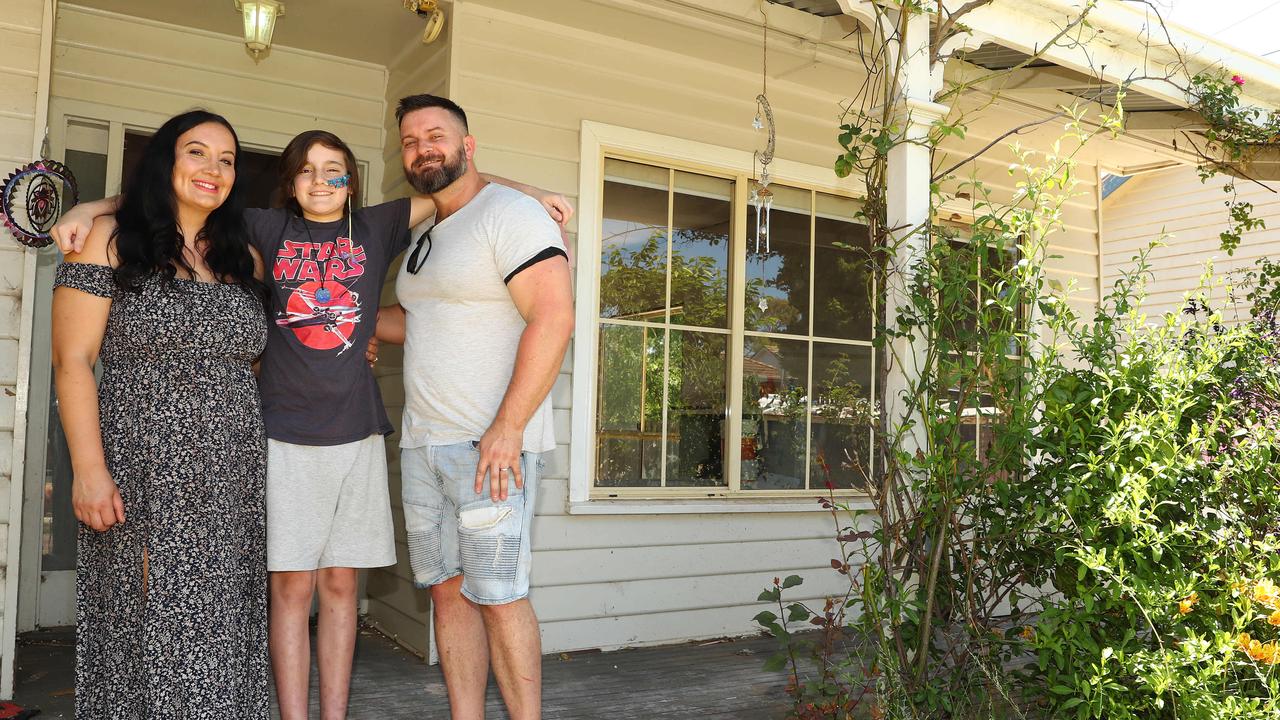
xmin=51 ymin=195 xmax=123 ymax=255
xmin=406 ymin=174 xmax=574 ymax=228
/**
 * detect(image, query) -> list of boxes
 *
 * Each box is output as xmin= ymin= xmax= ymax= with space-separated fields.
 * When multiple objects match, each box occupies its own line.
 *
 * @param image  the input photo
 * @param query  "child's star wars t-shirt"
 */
xmin=246 ymin=199 xmax=411 ymax=446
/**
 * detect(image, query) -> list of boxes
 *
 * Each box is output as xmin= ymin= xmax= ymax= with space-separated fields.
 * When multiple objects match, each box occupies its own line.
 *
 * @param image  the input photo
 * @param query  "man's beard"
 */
xmin=405 ymin=145 xmax=468 ymax=194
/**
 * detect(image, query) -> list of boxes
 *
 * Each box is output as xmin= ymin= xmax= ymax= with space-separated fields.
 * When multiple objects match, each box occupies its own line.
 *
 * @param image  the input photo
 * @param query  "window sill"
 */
xmin=567 ymin=496 xmax=873 ymax=515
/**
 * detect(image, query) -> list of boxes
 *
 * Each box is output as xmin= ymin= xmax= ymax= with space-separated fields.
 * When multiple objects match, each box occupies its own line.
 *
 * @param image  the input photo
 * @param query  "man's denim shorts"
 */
xmin=400 ymin=441 xmax=539 ymax=605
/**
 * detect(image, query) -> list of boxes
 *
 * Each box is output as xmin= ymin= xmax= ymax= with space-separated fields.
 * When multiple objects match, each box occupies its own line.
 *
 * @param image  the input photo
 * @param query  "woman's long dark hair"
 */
xmin=112 ymin=110 xmax=262 ymax=296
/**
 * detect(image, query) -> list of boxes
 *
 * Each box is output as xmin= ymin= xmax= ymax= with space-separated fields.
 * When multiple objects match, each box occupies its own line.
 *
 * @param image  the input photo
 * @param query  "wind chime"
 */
xmin=751 ymin=7 xmax=776 ymax=254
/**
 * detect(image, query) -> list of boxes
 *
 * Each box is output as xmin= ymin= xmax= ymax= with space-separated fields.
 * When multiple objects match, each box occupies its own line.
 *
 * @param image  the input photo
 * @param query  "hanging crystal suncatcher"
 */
xmin=751 ymin=93 xmax=775 ymax=254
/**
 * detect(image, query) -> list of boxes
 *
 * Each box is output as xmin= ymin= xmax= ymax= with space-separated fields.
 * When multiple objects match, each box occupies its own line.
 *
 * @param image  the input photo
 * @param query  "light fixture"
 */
xmin=404 ymin=0 xmax=446 ymax=45
xmin=234 ymin=0 xmax=285 ymax=62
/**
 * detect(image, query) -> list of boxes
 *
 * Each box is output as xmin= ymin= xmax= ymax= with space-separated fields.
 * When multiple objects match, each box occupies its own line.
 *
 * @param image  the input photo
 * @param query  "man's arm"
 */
xmin=473 ymin=257 xmax=574 ymax=501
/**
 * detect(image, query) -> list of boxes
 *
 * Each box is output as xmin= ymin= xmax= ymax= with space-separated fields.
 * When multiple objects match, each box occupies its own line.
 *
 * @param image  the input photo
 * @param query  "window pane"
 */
xmin=812 ymin=194 xmax=872 ymax=340
xmin=670 ymin=172 xmax=732 ymax=329
xmin=600 ymin=159 xmax=668 ymax=323
xmin=809 ymin=344 xmax=874 ymax=489
xmin=595 ymin=323 xmax=664 ymax=487
xmin=665 ymin=330 xmax=728 ymax=487
xmin=939 ymin=239 xmax=981 ymax=352
xmin=745 ymin=184 xmax=810 ymax=335
xmin=741 ymin=336 xmax=809 ymax=490
xmin=949 ymin=387 xmax=981 ymax=466
xmin=983 ymin=243 xmax=1022 ymax=357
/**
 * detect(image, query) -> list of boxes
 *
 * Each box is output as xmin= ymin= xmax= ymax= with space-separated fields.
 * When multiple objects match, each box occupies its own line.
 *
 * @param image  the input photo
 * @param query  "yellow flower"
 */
xmin=1238 ymin=633 xmax=1280 ymax=664
xmin=1261 ymin=642 xmax=1280 ymax=665
xmin=1178 ymin=591 xmax=1199 ymax=615
xmin=1268 ymin=610 xmax=1280 ymax=627
xmin=1253 ymin=579 xmax=1280 ymax=609
xmin=1020 ymin=626 xmax=1035 ymax=641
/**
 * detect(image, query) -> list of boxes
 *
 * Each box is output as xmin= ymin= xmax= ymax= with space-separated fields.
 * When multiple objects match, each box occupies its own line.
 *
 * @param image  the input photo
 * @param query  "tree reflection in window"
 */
xmin=593 ymin=158 xmax=877 ymax=493
xmin=595 ymin=160 xmax=730 ymax=488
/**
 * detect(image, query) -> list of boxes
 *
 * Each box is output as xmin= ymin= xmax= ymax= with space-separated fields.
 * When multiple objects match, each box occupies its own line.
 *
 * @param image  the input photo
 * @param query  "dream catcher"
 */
xmin=0 ymin=160 xmax=79 ymax=248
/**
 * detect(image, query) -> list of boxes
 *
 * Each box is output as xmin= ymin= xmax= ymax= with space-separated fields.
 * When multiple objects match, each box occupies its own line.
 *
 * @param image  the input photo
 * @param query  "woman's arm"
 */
xmin=406 ymin=174 xmax=575 ymax=228
xmin=51 ymin=217 xmax=125 ymax=532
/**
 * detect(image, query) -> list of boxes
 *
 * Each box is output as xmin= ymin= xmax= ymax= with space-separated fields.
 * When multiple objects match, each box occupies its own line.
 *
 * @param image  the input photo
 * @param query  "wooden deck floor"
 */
xmin=14 ymin=625 xmax=793 ymax=718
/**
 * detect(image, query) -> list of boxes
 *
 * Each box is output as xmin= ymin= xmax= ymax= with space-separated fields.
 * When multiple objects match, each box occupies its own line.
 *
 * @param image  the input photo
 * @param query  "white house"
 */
xmin=0 ymin=0 xmax=1275 ymax=698
xmin=1104 ymin=165 xmax=1278 ymax=320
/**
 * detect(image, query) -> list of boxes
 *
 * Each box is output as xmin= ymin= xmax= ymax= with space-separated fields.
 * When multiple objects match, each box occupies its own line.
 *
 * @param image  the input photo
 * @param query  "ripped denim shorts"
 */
xmin=400 ymin=442 xmax=540 ymax=605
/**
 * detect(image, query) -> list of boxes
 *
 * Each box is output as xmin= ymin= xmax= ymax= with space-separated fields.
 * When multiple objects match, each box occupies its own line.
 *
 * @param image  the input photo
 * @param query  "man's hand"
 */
xmin=474 ymin=422 xmax=525 ymax=502
xmin=538 ymin=193 xmax=575 ymax=229
xmin=366 ymin=336 xmax=379 ymax=367
xmin=51 ymin=203 xmax=100 ymax=255
xmin=73 ymin=465 xmax=125 ymax=532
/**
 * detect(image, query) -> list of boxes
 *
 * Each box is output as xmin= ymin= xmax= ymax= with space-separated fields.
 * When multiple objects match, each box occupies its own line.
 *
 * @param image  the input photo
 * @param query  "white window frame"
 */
xmin=569 ymin=121 xmax=870 ymax=512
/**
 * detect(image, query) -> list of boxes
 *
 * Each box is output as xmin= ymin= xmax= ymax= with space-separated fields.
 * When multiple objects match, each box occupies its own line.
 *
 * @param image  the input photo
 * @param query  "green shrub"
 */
xmin=1021 ymin=274 xmax=1280 ymax=719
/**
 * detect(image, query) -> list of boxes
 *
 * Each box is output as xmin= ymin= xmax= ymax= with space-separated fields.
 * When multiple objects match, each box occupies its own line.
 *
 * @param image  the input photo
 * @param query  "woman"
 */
xmin=51 ymin=110 xmax=270 ymax=718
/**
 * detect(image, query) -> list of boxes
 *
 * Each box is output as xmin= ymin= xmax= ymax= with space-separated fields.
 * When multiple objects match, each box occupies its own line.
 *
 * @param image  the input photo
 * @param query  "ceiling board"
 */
xmin=767 ymin=0 xmax=843 ymax=17
xmin=65 ymin=0 xmax=428 ymax=66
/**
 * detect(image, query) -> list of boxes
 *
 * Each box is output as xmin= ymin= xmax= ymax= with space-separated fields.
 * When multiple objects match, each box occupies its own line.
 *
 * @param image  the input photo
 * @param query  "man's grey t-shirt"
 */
xmin=396 ymin=183 xmax=565 ymax=453
xmin=247 ymin=201 xmax=411 ymax=446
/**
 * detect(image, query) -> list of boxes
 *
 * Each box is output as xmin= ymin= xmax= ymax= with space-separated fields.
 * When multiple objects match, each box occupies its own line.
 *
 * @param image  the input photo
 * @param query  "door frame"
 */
xmin=17 ymin=98 xmax=304 ymax=631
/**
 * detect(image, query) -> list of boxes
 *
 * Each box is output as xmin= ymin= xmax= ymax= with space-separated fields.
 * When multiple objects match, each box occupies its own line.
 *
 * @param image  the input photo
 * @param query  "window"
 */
xmin=579 ymin=140 xmax=876 ymax=500
xmin=936 ymin=226 xmax=1023 ymax=471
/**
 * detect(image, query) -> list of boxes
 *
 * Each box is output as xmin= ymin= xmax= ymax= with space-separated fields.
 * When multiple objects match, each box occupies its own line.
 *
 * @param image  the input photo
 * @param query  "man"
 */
xmin=376 ymin=94 xmax=574 ymax=720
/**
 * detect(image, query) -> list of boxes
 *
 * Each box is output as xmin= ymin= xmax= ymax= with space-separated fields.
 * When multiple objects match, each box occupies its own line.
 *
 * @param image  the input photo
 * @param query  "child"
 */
xmin=51 ymin=128 xmax=571 ymax=720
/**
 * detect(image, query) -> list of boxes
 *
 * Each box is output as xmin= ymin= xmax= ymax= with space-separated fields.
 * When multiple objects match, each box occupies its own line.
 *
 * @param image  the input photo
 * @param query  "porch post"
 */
xmin=882 ymin=7 xmax=948 ymax=478
xmin=2 ymin=0 xmax=56 ymax=701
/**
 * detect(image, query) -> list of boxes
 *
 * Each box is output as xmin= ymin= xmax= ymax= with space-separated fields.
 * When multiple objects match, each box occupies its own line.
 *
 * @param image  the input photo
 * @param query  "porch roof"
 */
xmin=773 ymin=0 xmax=1280 ymax=179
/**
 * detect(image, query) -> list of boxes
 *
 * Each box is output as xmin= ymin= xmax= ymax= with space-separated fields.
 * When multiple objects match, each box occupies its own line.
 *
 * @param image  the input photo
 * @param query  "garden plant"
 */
xmin=753 ymin=2 xmax=1280 ymax=718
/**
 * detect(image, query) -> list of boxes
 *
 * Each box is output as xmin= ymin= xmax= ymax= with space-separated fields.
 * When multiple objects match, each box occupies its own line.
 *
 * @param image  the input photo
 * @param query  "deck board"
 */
xmin=14 ymin=626 xmax=793 ymax=718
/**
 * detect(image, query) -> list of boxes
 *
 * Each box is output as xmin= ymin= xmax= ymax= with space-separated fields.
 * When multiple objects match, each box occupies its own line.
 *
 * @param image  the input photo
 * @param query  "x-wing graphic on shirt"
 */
xmin=276 ymin=280 xmax=362 ymax=354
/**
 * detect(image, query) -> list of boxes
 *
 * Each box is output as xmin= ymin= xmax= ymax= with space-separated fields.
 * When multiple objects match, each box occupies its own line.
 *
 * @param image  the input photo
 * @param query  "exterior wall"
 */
xmin=1 ymin=0 xmax=1128 ymax=676
xmin=0 ymin=0 xmax=53 ymax=699
xmin=364 ymin=30 xmax=454 ymax=657
xmin=937 ymin=105 xmax=1103 ymax=320
xmin=1102 ymin=165 xmax=1277 ymax=321
xmin=433 ymin=0 xmax=1112 ymax=655
xmin=438 ymin=0 xmax=1089 ymax=654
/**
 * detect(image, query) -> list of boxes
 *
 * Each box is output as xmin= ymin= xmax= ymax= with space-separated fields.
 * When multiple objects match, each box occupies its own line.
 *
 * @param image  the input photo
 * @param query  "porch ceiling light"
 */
xmin=234 ymin=0 xmax=285 ymax=62
xmin=404 ymin=0 xmax=446 ymax=45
